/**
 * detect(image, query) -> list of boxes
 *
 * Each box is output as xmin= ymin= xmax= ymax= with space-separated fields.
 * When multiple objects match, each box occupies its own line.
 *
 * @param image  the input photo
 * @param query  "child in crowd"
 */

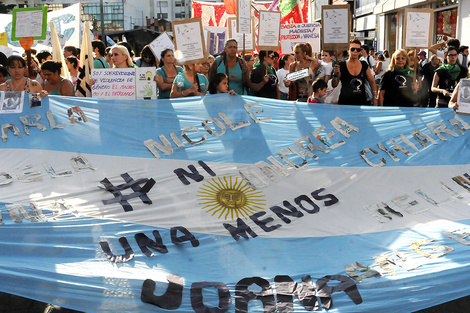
xmin=320 ymin=50 xmax=334 ymax=83
xmin=208 ymin=73 xmax=236 ymax=95
xmin=307 ymin=78 xmax=328 ymax=103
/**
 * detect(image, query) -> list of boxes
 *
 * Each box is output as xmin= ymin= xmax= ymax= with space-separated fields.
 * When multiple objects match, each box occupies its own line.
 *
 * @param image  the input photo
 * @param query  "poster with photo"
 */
xmin=172 ymin=17 xmax=207 ymax=64
xmin=257 ymin=10 xmax=281 ymax=51
xmin=404 ymin=9 xmax=433 ymax=49
xmin=456 ymin=79 xmax=470 ymax=115
xmin=0 ymin=91 xmax=24 ymax=114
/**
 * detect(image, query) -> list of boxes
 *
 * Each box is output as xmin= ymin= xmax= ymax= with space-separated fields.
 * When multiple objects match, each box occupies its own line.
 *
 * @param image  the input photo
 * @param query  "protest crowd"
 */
xmin=0 ymin=31 xmax=469 ymax=109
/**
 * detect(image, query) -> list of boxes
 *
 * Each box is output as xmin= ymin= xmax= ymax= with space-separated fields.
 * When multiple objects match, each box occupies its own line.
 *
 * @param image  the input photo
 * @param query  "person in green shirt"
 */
xmin=92 ymin=40 xmax=110 ymax=69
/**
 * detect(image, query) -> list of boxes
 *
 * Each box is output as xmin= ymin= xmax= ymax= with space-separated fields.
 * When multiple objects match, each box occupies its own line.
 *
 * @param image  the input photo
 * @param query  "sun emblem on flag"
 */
xmin=197 ymin=176 xmax=266 ymax=220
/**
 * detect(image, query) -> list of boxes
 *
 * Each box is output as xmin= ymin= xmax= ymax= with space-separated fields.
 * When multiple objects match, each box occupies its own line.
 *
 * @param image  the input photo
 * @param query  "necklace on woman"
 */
xmin=10 ymin=78 xmax=25 ymax=92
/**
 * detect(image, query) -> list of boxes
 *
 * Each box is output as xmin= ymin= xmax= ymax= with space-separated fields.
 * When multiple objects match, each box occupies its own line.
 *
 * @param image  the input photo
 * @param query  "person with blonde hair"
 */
xmin=378 ymin=49 xmax=418 ymax=107
xmin=285 ymin=42 xmax=321 ymax=101
xmin=110 ymin=45 xmax=135 ymax=68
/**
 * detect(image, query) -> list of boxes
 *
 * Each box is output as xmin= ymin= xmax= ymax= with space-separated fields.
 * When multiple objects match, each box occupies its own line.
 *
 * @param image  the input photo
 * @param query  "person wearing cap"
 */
xmin=417 ymin=51 xmax=428 ymax=71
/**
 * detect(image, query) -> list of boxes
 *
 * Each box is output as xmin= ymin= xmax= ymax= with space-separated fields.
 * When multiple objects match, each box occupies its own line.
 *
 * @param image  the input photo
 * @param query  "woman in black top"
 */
xmin=332 ymin=39 xmax=378 ymax=106
xmin=379 ymin=49 xmax=419 ymax=107
xmin=431 ymin=46 xmax=468 ymax=108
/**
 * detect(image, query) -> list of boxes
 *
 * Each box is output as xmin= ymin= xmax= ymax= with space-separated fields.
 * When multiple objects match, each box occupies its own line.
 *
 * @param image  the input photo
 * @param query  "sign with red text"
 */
xmin=91 ymin=68 xmax=136 ymax=99
xmin=280 ymin=22 xmax=321 ymax=54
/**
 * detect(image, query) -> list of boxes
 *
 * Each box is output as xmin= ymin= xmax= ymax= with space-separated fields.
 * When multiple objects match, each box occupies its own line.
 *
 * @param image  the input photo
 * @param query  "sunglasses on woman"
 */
xmin=350 ymin=47 xmax=362 ymax=52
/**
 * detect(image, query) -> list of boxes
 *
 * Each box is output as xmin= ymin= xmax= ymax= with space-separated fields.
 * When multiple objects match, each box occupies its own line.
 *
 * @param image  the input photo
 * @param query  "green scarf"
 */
xmin=394 ymin=66 xmax=414 ymax=78
xmin=437 ymin=63 xmax=461 ymax=80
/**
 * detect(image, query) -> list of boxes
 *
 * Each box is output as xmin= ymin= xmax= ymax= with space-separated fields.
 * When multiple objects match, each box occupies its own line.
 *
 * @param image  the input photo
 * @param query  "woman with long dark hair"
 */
xmin=0 ymin=55 xmax=43 ymax=94
xmin=156 ymin=49 xmax=183 ymax=99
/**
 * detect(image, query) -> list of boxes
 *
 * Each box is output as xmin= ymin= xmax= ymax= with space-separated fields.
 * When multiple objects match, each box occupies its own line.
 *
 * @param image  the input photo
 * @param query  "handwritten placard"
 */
xmin=237 ymin=0 xmax=251 ymax=34
xmin=91 ymin=68 xmax=136 ymax=99
xmin=456 ymin=79 xmax=470 ymax=115
xmin=11 ymin=7 xmax=47 ymax=41
xmin=135 ymin=68 xmax=157 ymax=100
xmin=321 ymin=5 xmax=350 ymax=51
xmin=172 ymin=17 xmax=207 ymax=64
xmin=404 ymin=9 xmax=433 ymax=49
xmin=258 ymin=10 xmax=281 ymax=51
xmin=285 ymin=68 xmax=310 ymax=82
xmin=281 ymin=23 xmax=321 ymax=54
xmin=149 ymin=32 xmax=175 ymax=61
xmin=228 ymin=18 xmax=255 ymax=52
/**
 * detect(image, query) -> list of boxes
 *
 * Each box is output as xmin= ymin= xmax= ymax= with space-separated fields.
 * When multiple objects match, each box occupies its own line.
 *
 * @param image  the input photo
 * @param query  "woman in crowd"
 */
xmin=209 ymin=39 xmax=250 ymax=95
xmin=156 ymin=49 xmax=183 ymax=99
xmin=41 ymin=60 xmax=75 ymax=96
xmin=277 ymin=54 xmax=295 ymax=100
xmin=110 ymin=45 xmax=136 ymax=68
xmin=197 ymin=56 xmax=213 ymax=80
xmin=104 ymin=47 xmax=114 ymax=68
xmin=286 ymin=42 xmax=321 ymax=101
xmin=374 ymin=54 xmax=386 ymax=86
xmin=135 ymin=45 xmax=156 ymax=67
xmin=65 ymin=56 xmax=79 ymax=89
xmin=207 ymin=73 xmax=236 ymax=95
xmin=378 ymin=49 xmax=418 ymax=107
xmin=431 ymin=46 xmax=468 ymax=108
xmin=0 ymin=55 xmax=43 ymax=94
xmin=244 ymin=53 xmax=255 ymax=77
xmin=170 ymin=63 xmax=208 ymax=98
xmin=332 ymin=39 xmax=378 ymax=106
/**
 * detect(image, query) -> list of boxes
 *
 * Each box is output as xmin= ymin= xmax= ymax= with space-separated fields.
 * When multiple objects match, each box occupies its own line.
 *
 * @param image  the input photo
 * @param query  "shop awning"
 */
xmin=374 ymin=0 xmax=428 ymax=15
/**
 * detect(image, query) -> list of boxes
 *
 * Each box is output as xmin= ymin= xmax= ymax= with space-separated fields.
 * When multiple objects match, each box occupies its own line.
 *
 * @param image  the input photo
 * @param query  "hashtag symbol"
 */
xmin=100 ymin=173 xmax=156 ymax=212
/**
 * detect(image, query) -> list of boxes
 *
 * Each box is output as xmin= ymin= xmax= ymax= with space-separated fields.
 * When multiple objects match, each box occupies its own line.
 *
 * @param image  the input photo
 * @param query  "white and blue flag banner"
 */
xmin=1 ymin=93 xmax=470 ymax=312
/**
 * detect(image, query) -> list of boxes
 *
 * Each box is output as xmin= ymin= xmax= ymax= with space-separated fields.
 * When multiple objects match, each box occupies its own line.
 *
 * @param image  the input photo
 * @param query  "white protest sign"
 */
xmin=135 ymin=68 xmax=157 ymax=100
xmin=228 ymin=18 xmax=255 ymax=52
xmin=237 ymin=0 xmax=251 ymax=34
xmin=258 ymin=10 xmax=281 ymax=51
xmin=321 ymin=5 xmax=350 ymax=51
xmin=172 ymin=17 xmax=207 ymax=64
xmin=285 ymin=68 xmax=309 ymax=82
xmin=149 ymin=32 xmax=175 ymax=61
xmin=91 ymin=68 xmax=136 ymax=99
xmin=280 ymin=23 xmax=321 ymax=54
xmin=404 ymin=9 xmax=433 ymax=49
xmin=457 ymin=79 xmax=470 ymax=115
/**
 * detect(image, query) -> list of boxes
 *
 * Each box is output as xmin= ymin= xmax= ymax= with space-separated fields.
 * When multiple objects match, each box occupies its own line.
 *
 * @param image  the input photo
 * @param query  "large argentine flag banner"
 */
xmin=1 ymin=93 xmax=470 ymax=312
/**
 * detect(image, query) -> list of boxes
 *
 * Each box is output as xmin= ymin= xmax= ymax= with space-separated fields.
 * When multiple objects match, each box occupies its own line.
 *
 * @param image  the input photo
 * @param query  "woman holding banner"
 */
xmin=378 ymin=49 xmax=418 ymax=107
xmin=156 ymin=49 xmax=184 ymax=99
xmin=286 ymin=43 xmax=321 ymax=101
xmin=332 ymin=39 xmax=378 ymax=106
xmin=209 ymin=39 xmax=250 ymax=95
xmin=170 ymin=63 xmax=208 ymax=98
xmin=0 ymin=55 xmax=43 ymax=94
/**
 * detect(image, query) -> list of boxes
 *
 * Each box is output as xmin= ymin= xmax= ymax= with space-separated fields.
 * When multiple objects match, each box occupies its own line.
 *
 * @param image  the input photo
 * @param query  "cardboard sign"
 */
xmin=91 ymin=68 xmax=136 ymax=99
xmin=257 ymin=10 xmax=281 ymax=51
xmin=135 ymin=68 xmax=157 ymax=100
xmin=11 ymin=7 xmax=47 ymax=41
xmin=228 ymin=17 xmax=255 ymax=52
xmin=237 ymin=0 xmax=252 ymax=34
xmin=457 ymin=79 xmax=470 ymax=115
xmin=285 ymin=68 xmax=310 ymax=82
xmin=280 ymin=23 xmax=321 ymax=54
xmin=172 ymin=17 xmax=207 ymax=64
xmin=321 ymin=5 xmax=350 ymax=52
xmin=404 ymin=8 xmax=434 ymax=49
xmin=149 ymin=32 xmax=175 ymax=61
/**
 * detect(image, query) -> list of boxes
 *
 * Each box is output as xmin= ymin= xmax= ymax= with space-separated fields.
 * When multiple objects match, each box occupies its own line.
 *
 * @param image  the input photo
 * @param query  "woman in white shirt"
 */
xmin=276 ymin=54 xmax=295 ymax=100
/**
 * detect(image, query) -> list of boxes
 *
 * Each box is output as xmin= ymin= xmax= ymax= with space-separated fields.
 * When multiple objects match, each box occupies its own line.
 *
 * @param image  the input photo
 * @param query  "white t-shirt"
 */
xmin=361 ymin=55 xmax=377 ymax=76
xmin=276 ymin=68 xmax=290 ymax=94
xmin=320 ymin=60 xmax=333 ymax=78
